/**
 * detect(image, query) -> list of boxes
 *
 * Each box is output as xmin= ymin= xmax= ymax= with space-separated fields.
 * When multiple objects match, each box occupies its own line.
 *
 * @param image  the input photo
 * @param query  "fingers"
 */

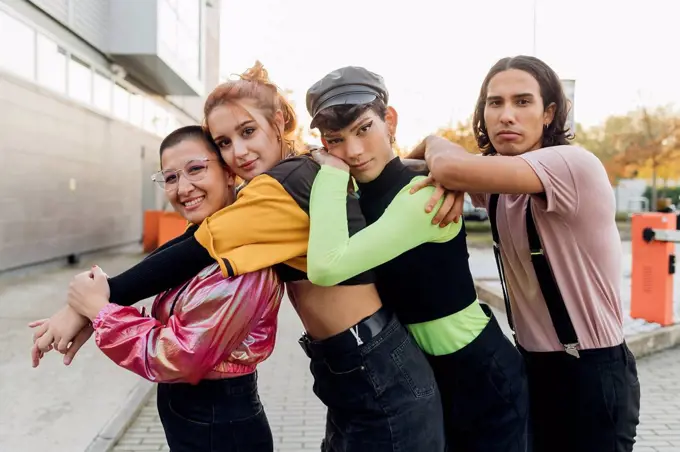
xmin=32 ymin=321 xmax=49 ymax=342
xmin=425 ymin=183 xmax=445 ymax=214
xmin=433 ymin=190 xmax=456 ymax=226
xmin=310 ymin=147 xmax=327 ymax=164
xmin=64 ymin=326 xmax=93 ymax=366
xmin=31 ymin=342 xmax=55 ymax=368
xmin=64 ymin=326 xmax=94 ymax=365
xmin=35 ymin=330 xmax=55 ymax=353
xmin=441 ymin=193 xmax=462 ymax=226
xmin=409 ymin=175 xmax=436 ymax=195
xmin=31 ymin=344 xmax=43 ymax=368
xmin=448 ymin=191 xmax=465 ymax=224
xmin=56 ymin=335 xmax=71 ymax=354
xmin=28 ymin=318 xmax=49 ymax=329
xmin=91 ymin=265 xmax=109 ymax=279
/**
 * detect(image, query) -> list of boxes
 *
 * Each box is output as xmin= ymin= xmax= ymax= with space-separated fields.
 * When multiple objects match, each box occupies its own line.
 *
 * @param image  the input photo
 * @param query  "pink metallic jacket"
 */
xmin=92 ymin=264 xmax=283 ymax=384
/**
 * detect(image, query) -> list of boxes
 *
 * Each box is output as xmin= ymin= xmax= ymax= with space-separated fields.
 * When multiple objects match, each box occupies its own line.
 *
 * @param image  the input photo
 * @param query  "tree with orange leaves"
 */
xmin=431 ymin=119 xmax=480 ymax=154
xmin=575 ymin=107 xmax=680 ymax=208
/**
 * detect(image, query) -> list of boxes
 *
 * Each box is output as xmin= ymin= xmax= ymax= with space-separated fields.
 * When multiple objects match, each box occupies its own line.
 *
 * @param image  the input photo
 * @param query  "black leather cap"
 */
xmin=306 ymin=66 xmax=388 ymax=128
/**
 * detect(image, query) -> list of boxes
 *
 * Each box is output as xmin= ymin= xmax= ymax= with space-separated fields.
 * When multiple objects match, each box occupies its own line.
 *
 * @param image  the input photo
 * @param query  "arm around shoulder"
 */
xmin=423 ymin=135 xmax=544 ymax=194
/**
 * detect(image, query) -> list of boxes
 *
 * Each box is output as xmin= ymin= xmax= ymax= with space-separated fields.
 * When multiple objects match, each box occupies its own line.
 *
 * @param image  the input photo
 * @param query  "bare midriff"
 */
xmin=286 ymin=281 xmax=382 ymax=340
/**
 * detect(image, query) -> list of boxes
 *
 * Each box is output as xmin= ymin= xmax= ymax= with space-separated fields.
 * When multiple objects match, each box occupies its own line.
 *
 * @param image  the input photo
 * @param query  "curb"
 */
xmin=474 ymin=280 xmax=680 ymax=359
xmin=84 ymin=379 xmax=156 ymax=452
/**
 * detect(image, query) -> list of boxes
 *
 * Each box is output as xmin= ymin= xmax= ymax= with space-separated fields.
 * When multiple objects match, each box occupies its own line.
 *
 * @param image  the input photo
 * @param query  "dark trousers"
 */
xmin=157 ymin=372 xmax=273 ymax=452
xmin=426 ymin=305 xmax=529 ymax=452
xmin=302 ymin=309 xmax=446 ymax=452
xmin=521 ymin=342 xmax=641 ymax=452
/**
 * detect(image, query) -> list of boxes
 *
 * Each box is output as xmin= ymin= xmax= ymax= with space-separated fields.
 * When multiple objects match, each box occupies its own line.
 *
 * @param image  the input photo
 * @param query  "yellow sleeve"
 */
xmin=194 ymin=174 xmax=310 ymax=277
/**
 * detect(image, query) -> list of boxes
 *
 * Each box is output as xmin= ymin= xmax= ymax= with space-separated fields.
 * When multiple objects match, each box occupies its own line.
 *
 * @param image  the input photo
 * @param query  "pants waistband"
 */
xmin=425 ymin=303 xmax=507 ymax=367
xmin=299 ymin=307 xmax=395 ymax=360
xmin=159 ymin=371 xmax=258 ymax=396
xmin=519 ymin=342 xmax=631 ymax=365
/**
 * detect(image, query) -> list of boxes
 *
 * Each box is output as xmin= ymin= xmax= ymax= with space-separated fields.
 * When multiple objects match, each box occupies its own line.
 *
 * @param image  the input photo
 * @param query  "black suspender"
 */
xmin=489 ymin=194 xmax=581 ymax=357
xmin=489 ymin=194 xmax=516 ymax=336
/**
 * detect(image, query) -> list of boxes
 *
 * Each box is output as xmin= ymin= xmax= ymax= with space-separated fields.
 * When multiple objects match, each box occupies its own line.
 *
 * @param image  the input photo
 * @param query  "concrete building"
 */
xmin=0 ymin=0 xmax=221 ymax=272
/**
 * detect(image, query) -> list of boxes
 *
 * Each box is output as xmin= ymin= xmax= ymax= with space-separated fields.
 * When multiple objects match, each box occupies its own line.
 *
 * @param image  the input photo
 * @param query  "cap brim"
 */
xmin=310 ymin=93 xmax=377 ymax=129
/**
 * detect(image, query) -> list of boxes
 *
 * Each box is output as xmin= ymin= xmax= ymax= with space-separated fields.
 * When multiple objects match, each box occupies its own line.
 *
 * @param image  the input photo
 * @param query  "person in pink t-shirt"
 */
xmin=408 ymin=55 xmax=640 ymax=452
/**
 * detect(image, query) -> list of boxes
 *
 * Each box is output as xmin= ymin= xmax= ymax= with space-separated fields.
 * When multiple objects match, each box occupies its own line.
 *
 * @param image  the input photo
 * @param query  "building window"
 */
xmin=177 ymin=0 xmax=200 ymax=79
xmin=68 ymin=55 xmax=92 ymax=105
xmin=143 ymin=98 xmax=159 ymax=133
xmin=159 ymin=1 xmax=178 ymax=61
xmin=36 ymin=34 xmax=67 ymax=93
xmin=93 ymin=70 xmax=112 ymax=112
xmin=112 ymin=83 xmax=129 ymax=121
xmin=158 ymin=0 xmax=201 ymax=80
xmin=167 ymin=115 xmax=181 ymax=135
xmin=0 ymin=10 xmax=36 ymax=80
xmin=0 ymin=8 xmax=183 ymax=137
xmin=129 ymin=93 xmax=144 ymax=126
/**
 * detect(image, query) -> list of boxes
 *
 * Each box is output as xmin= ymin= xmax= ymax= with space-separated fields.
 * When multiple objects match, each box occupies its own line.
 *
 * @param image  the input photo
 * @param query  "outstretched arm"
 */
xmin=416 ymin=135 xmax=544 ymax=194
xmin=307 ymin=164 xmax=462 ymax=287
xmin=107 ymin=236 xmax=213 ymax=306
xmin=108 ymin=172 xmax=311 ymax=306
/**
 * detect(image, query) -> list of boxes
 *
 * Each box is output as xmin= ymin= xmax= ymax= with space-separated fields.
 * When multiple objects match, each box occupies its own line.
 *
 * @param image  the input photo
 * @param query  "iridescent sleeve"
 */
xmin=93 ymin=267 xmax=283 ymax=384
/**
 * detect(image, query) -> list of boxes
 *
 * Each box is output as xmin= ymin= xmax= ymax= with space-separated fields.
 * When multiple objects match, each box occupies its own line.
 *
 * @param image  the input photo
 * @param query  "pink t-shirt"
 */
xmin=471 ymin=145 xmax=624 ymax=352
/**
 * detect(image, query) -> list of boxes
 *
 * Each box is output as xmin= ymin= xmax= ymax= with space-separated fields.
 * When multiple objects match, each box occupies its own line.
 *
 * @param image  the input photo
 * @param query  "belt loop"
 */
xmin=298 ymin=335 xmax=312 ymax=358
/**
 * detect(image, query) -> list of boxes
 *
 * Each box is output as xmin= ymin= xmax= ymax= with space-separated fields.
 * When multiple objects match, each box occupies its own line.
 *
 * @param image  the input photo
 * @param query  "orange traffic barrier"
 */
xmin=158 ymin=212 xmax=188 ymax=247
xmin=630 ymin=212 xmax=677 ymax=326
xmin=143 ymin=210 xmax=164 ymax=252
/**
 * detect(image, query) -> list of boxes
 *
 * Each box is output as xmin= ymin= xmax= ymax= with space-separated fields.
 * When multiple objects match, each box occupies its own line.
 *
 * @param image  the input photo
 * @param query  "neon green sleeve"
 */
xmin=307 ymin=164 xmax=462 ymax=286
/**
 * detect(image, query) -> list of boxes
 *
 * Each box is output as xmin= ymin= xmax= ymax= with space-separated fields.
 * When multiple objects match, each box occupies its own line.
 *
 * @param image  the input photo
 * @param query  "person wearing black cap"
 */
xmin=35 ymin=62 xmax=447 ymax=452
xmin=305 ymin=66 xmax=529 ymax=451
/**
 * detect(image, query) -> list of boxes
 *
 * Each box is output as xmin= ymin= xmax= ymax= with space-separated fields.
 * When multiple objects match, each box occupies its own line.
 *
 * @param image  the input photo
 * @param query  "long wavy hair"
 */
xmin=473 ymin=55 xmax=573 ymax=155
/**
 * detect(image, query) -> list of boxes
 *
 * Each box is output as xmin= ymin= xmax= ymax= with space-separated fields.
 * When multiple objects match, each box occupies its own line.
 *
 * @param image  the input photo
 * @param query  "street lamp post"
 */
xmin=532 ymin=0 xmax=538 ymax=56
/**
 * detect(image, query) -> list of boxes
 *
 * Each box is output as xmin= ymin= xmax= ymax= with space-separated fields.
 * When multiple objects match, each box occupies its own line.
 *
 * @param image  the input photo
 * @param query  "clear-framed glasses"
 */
xmin=151 ymin=158 xmax=217 ymax=190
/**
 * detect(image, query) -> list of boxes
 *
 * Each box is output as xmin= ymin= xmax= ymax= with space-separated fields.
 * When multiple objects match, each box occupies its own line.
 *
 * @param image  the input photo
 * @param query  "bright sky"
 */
xmin=219 ymin=0 xmax=680 ymax=148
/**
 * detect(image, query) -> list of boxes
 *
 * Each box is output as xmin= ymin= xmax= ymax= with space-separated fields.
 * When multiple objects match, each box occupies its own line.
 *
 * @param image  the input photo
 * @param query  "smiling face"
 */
xmin=160 ymin=139 xmax=235 ymax=225
xmin=207 ymin=99 xmax=285 ymax=181
xmin=483 ymin=69 xmax=555 ymax=156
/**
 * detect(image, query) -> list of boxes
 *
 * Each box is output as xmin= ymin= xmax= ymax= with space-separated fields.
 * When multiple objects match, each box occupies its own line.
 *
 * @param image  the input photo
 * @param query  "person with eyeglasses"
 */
xmin=31 ymin=62 xmax=447 ymax=452
xmin=32 ymin=125 xmax=284 ymax=452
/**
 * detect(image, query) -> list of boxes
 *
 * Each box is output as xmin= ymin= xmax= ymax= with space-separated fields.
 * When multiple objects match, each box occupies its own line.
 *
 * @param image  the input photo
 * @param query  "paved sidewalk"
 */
xmin=635 ymin=346 xmax=680 ymax=451
xmin=113 ymin=298 xmax=680 ymax=452
xmin=0 ymin=247 xmax=155 ymax=452
xmin=2 ymin=244 xmax=678 ymax=452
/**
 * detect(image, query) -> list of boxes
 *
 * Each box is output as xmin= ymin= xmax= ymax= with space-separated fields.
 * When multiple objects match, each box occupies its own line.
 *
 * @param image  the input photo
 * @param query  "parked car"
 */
xmin=463 ymin=194 xmax=489 ymax=221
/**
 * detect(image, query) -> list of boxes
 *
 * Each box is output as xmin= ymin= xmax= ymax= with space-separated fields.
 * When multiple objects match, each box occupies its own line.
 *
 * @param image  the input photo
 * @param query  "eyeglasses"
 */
xmin=151 ymin=158 xmax=217 ymax=190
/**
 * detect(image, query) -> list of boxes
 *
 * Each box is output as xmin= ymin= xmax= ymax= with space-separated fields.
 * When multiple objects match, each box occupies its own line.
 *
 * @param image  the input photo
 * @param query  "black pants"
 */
xmin=426 ymin=305 xmax=529 ymax=452
xmin=302 ymin=308 xmax=446 ymax=451
xmin=157 ymin=372 xmax=273 ymax=452
xmin=521 ymin=342 xmax=640 ymax=452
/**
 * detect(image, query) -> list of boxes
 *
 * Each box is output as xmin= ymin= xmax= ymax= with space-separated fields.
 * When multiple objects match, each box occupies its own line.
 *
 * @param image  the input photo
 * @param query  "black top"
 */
xmin=357 ymin=158 xmax=477 ymax=324
xmin=108 ymin=156 xmax=373 ymax=307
